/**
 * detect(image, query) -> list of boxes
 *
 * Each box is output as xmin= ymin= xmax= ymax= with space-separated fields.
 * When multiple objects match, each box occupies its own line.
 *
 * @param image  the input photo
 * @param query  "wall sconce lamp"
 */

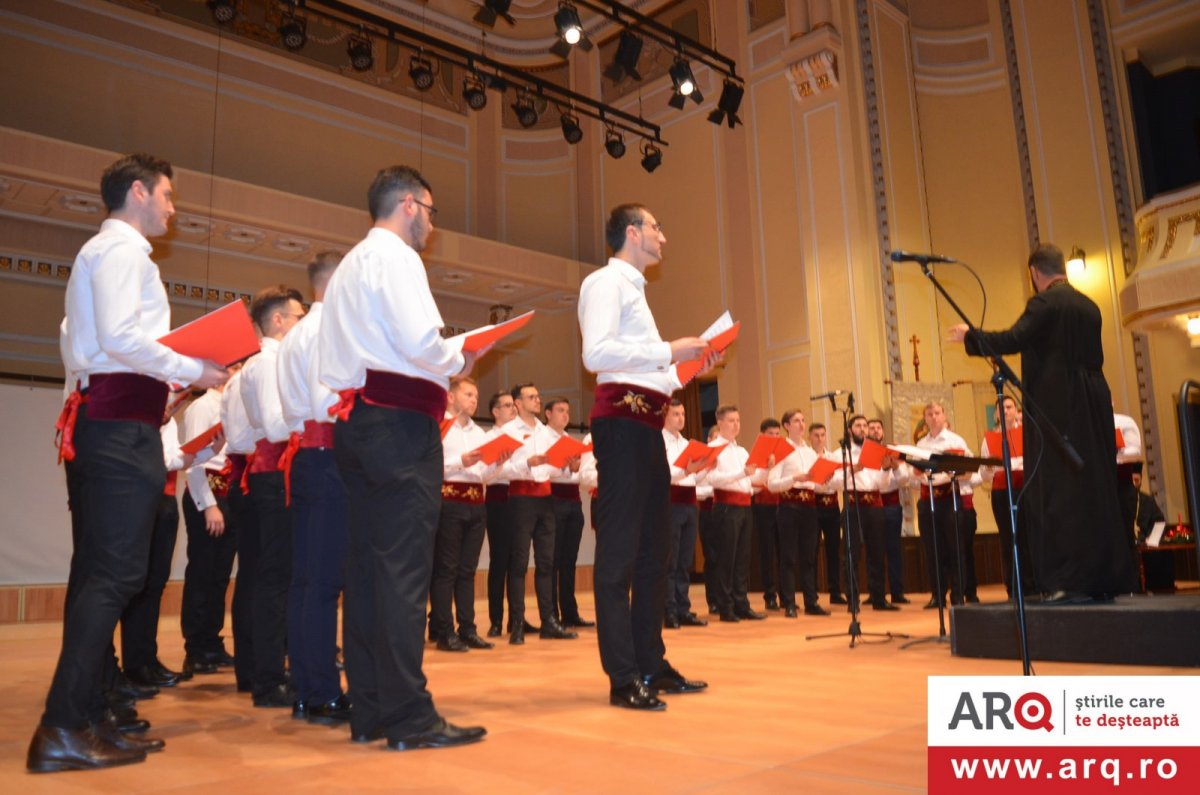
xmin=1066 ymin=246 xmax=1086 ymax=277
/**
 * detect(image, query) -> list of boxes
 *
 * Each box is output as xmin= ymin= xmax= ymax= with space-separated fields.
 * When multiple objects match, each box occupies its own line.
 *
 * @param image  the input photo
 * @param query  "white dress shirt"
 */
xmin=700 ymin=437 xmax=752 ymax=494
xmin=1113 ymin=413 xmax=1143 ymax=463
xmin=663 ymin=428 xmax=698 ymax=487
xmin=184 ymin=388 xmax=226 ymax=510
xmin=318 ymin=227 xmax=463 ymax=393
xmin=829 ymin=442 xmax=887 ymax=492
xmin=767 ymin=439 xmax=819 ymax=493
xmin=910 ymin=428 xmax=978 ymax=489
xmin=162 ymin=417 xmax=186 ymax=472
xmin=500 ymin=416 xmax=559 ymax=483
xmin=578 ymin=257 xmax=679 ymax=395
xmin=579 ymin=432 xmax=598 ymax=492
xmin=60 ymin=218 xmax=203 ymax=388
xmin=278 ymin=302 xmax=338 ymax=431
xmin=240 ymin=336 xmax=290 ymax=444
xmin=443 ymin=416 xmax=499 ymax=484
xmin=220 ymin=370 xmax=257 ymax=456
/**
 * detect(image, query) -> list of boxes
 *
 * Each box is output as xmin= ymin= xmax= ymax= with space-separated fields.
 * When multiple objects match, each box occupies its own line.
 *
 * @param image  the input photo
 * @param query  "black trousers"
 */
xmin=430 ymin=499 xmax=486 ymax=639
xmin=711 ymin=503 xmax=752 ymax=616
xmin=335 ymin=403 xmax=440 ymax=741
xmin=120 ymin=492 xmax=180 ymax=670
xmin=485 ymin=497 xmax=512 ymax=628
xmin=507 ymin=495 xmax=556 ymax=626
xmin=753 ymin=502 xmax=780 ymax=602
xmin=777 ymin=504 xmax=820 ymax=608
xmin=591 ymin=417 xmax=670 ymax=688
xmin=698 ymin=505 xmax=717 ymax=611
xmin=551 ymin=496 xmax=585 ymax=623
xmin=181 ymin=489 xmax=237 ymax=659
xmin=881 ymin=501 xmax=905 ymax=599
xmin=992 ymin=482 xmax=1034 ymax=596
xmin=43 ymin=408 xmax=163 ymax=729
xmin=918 ymin=496 xmax=963 ymax=603
xmin=288 ymin=449 xmax=348 ymax=704
xmin=226 ymin=479 xmax=258 ymax=690
xmin=961 ymin=507 xmax=978 ymax=598
xmin=843 ymin=503 xmax=887 ymax=605
xmin=815 ymin=504 xmax=843 ymax=596
xmin=246 ymin=470 xmax=291 ymax=696
xmin=664 ymin=502 xmax=699 ymax=619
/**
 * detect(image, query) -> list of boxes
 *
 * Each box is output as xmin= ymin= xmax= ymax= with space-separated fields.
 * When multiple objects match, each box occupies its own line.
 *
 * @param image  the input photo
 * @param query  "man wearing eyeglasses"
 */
xmin=578 ymin=204 xmax=719 ymax=711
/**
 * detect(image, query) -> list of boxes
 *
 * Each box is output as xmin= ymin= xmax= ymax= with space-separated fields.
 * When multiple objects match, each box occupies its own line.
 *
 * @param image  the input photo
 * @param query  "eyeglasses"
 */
xmin=633 ymin=219 xmax=663 ymax=233
xmin=411 ymin=197 xmax=439 ymax=220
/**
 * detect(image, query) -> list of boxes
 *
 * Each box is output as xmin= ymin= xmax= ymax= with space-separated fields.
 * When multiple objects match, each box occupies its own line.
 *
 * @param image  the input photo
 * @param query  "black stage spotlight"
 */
xmin=560 ymin=112 xmax=583 ymax=144
xmin=640 ymin=140 xmax=662 ymax=173
xmin=668 ymin=58 xmax=702 ymax=108
xmin=280 ymin=15 xmax=306 ymax=51
xmin=602 ymin=30 xmax=643 ymax=83
xmin=604 ymin=129 xmax=626 ymax=159
xmin=347 ymin=34 xmax=373 ymax=71
xmin=551 ymin=3 xmax=592 ymax=58
xmin=462 ymin=73 xmax=488 ymax=111
xmin=707 ymin=79 xmax=745 ymax=128
xmin=208 ymin=0 xmax=235 ymax=24
xmin=474 ymin=0 xmax=515 ymax=27
xmin=409 ymin=54 xmax=435 ymax=91
xmin=512 ymin=90 xmax=540 ymax=128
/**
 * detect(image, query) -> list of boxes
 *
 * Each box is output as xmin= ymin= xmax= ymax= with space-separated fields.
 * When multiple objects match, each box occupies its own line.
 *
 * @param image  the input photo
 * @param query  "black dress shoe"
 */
xmin=387 ymin=717 xmax=486 ymax=751
xmin=253 ymin=683 xmax=294 ymax=708
xmin=923 ymin=598 xmax=944 ymax=609
xmin=183 ymin=655 xmax=220 ymax=676
xmin=609 ymin=681 xmax=666 ymax=711
xmin=562 ymin=616 xmax=595 ymax=628
xmin=308 ymin=694 xmax=352 ymax=726
xmin=804 ymin=604 xmax=831 ymax=616
xmin=213 ymin=649 xmax=236 ymax=667
xmin=523 ymin=619 xmax=540 ymax=634
xmin=509 ymin=627 xmax=525 ymax=645
xmin=292 ymin=700 xmax=308 ymax=720
xmin=94 ymin=717 xmax=164 ymax=754
xmin=679 ymin=612 xmax=708 ymax=626
xmin=459 ymin=632 xmax=495 ymax=649
xmin=891 ymin=595 xmax=911 ymax=604
xmin=487 ymin=622 xmax=502 ymax=638
xmin=872 ymin=600 xmax=900 ymax=611
xmin=719 ymin=612 xmax=740 ymax=623
xmin=736 ymin=609 xmax=767 ymax=620
xmin=126 ymin=664 xmax=179 ymax=689
xmin=436 ymin=635 xmax=470 ymax=652
xmin=1037 ymin=590 xmax=1093 ymax=605
xmin=764 ymin=596 xmax=780 ymax=611
xmin=829 ymin=593 xmax=848 ymax=605
xmin=351 ymin=726 xmax=385 ymax=744
xmin=155 ymin=659 xmax=191 ymax=682
xmin=784 ymin=605 xmax=799 ymax=618
xmin=644 ymin=663 xmax=707 ymax=694
xmin=27 ymin=725 xmax=146 ymax=773
xmin=664 ymin=614 xmax=681 ymax=629
xmin=115 ymin=716 xmax=150 ymax=734
xmin=539 ymin=619 xmax=578 ymax=640
xmin=105 ymin=690 xmax=136 ymax=714
xmin=113 ymin=672 xmax=158 ymax=701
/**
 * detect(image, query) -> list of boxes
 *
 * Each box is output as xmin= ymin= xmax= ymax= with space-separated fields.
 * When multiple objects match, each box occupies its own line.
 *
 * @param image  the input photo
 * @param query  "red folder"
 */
xmin=471 ymin=433 xmax=524 ymax=465
xmin=1115 ymin=428 xmax=1126 ymax=449
xmin=697 ymin=442 xmax=729 ymax=469
xmin=677 ymin=322 xmax=740 ymax=386
xmin=181 ymin=422 xmax=222 ymax=455
xmin=985 ymin=429 xmax=1023 ymax=457
xmin=858 ymin=439 xmax=887 ymax=470
xmin=457 ymin=311 xmax=535 ymax=354
xmin=545 ymin=435 xmax=591 ymax=469
xmin=807 ymin=457 xmax=840 ymax=485
xmin=673 ymin=440 xmax=712 ymax=468
xmin=440 ymin=417 xmax=454 ymax=439
xmin=746 ymin=435 xmax=793 ymax=469
xmin=159 ymin=300 xmax=260 ymax=367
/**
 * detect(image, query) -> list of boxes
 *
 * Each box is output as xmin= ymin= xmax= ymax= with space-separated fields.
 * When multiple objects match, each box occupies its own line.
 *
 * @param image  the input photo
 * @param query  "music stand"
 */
xmin=899 ymin=451 xmax=999 ymax=650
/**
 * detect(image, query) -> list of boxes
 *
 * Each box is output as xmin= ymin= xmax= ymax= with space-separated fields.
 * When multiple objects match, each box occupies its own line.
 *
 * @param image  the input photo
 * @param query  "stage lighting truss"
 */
xmin=668 ymin=57 xmax=702 ymax=109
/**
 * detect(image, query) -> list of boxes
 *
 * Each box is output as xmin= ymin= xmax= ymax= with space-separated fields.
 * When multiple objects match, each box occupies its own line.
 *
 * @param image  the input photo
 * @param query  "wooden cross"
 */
xmin=909 ymin=334 xmax=921 ymax=382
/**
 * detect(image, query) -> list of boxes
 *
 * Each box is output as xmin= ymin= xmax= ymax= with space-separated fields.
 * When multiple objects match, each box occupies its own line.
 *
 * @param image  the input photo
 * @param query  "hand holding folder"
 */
xmin=746 ymin=435 xmax=794 ymax=469
xmin=545 ymin=436 xmax=592 ymax=469
xmin=181 ymin=423 xmax=222 ymax=455
xmin=676 ymin=312 xmax=740 ymax=386
xmin=471 ymin=433 xmax=523 ymax=466
xmin=159 ymin=300 xmax=260 ymax=367
xmin=448 ymin=311 xmax=535 ymax=355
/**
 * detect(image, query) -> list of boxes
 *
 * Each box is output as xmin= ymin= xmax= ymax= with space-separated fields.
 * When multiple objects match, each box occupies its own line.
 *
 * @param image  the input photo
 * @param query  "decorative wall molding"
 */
xmin=997 ymin=0 xmax=1040 ymax=251
xmin=786 ymin=48 xmax=840 ymax=101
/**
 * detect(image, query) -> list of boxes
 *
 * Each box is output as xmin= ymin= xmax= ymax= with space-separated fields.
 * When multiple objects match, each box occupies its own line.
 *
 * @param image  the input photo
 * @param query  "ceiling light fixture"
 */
xmin=640 ymin=140 xmax=662 ymax=173
xmin=603 ymin=29 xmax=643 ymax=83
xmin=707 ymin=79 xmax=745 ymax=128
xmin=668 ymin=58 xmax=702 ymax=109
xmin=512 ymin=90 xmax=540 ymax=128
xmin=409 ymin=53 xmax=435 ymax=90
xmin=561 ymin=111 xmax=583 ymax=144
xmin=474 ymin=0 xmax=515 ymax=28
xmin=208 ymin=0 xmax=235 ymax=24
xmin=604 ymin=128 xmax=626 ymax=159
xmin=1067 ymin=245 xmax=1086 ymax=277
xmin=551 ymin=3 xmax=592 ymax=58
xmin=279 ymin=12 xmax=307 ymax=51
xmin=462 ymin=73 xmax=488 ymax=110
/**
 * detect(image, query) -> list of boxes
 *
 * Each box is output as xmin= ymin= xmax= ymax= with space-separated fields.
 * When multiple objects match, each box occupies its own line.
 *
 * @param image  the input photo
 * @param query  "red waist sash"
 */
xmin=226 ymin=453 xmax=247 ymax=491
xmin=920 ymin=483 xmax=955 ymax=502
xmin=713 ymin=489 xmax=751 ymax=507
xmin=55 ymin=373 xmax=169 ymax=463
xmin=847 ymin=490 xmax=882 ymax=508
xmin=589 ymin=382 xmax=670 ymax=430
xmin=301 ymin=419 xmax=336 ymax=449
xmin=551 ymin=483 xmax=581 ymax=502
xmin=754 ymin=491 xmax=780 ymax=506
xmin=164 ymin=472 xmax=178 ymax=497
xmin=881 ymin=490 xmax=900 ymax=507
xmin=780 ymin=488 xmax=815 ymax=506
xmin=699 ymin=497 xmax=713 ymax=512
xmin=251 ymin=438 xmax=288 ymax=472
xmin=670 ymin=484 xmax=697 ymax=505
xmin=442 ymin=481 xmax=485 ymax=504
xmin=992 ymin=470 xmax=1025 ymax=490
xmin=960 ymin=493 xmax=975 ymax=511
xmin=329 ymin=370 xmax=447 ymax=423
xmin=509 ymin=479 xmax=551 ymax=498
xmin=816 ymin=493 xmax=839 ymax=509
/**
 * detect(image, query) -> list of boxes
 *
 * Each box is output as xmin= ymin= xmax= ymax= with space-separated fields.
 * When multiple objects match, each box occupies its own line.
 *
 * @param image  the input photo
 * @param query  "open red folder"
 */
xmin=440 ymin=417 xmax=454 ymax=439
xmin=545 ymin=435 xmax=592 ymax=469
xmin=676 ymin=321 xmax=740 ymax=386
xmin=471 ymin=433 xmax=524 ymax=466
xmin=985 ymin=429 xmax=1023 ymax=457
xmin=857 ymin=438 xmax=888 ymax=470
xmin=673 ymin=440 xmax=711 ymax=468
xmin=746 ymin=435 xmax=794 ymax=469
xmin=450 ymin=310 xmax=535 ymax=355
xmin=1115 ymin=428 xmax=1126 ymax=449
xmin=181 ymin=422 xmax=222 ymax=455
xmin=806 ymin=457 xmax=841 ymax=485
xmin=159 ymin=300 xmax=260 ymax=367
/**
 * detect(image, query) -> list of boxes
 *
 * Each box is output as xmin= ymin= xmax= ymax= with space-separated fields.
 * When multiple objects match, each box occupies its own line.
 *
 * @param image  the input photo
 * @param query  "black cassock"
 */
xmin=965 ymin=281 xmax=1135 ymax=596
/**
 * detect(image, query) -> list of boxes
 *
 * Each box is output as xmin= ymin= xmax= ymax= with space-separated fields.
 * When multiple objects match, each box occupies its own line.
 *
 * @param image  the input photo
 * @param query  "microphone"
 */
xmin=890 ymin=249 xmax=958 ymax=264
xmin=810 ymin=390 xmax=846 ymax=401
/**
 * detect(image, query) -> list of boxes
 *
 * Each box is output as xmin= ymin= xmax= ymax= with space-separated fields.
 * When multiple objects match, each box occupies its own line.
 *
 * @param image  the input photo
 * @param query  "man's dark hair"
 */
xmin=510 ymin=382 xmax=536 ymax=401
xmin=781 ymin=408 xmax=803 ymax=425
xmin=368 ymin=165 xmax=432 ymax=222
xmin=669 ymin=398 xmax=684 ymax=408
xmin=1028 ymin=243 xmax=1065 ymax=277
xmin=850 ymin=414 xmax=867 ymax=425
xmin=543 ymin=396 xmax=570 ymax=417
xmin=307 ymin=250 xmax=341 ymax=294
xmin=488 ymin=391 xmax=510 ymax=414
xmin=715 ymin=404 xmax=739 ymax=420
xmin=100 ymin=153 xmax=173 ymax=212
xmin=249 ymin=285 xmax=304 ymax=332
xmin=760 ymin=417 xmax=781 ymax=433
xmin=867 ymin=417 xmax=884 ymax=426
xmin=809 ymin=422 xmax=826 ymax=433
xmin=604 ymin=203 xmax=648 ymax=253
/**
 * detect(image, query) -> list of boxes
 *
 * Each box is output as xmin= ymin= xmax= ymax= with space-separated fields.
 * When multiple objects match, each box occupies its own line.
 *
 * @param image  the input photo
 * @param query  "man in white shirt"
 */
xmin=239 ymin=285 xmax=305 ymax=709
xmin=1113 ymin=410 xmax=1144 ymax=538
xmin=499 ymin=383 xmax=577 ymax=643
xmin=767 ymin=409 xmax=828 ymax=616
xmin=318 ymin=165 xmax=485 ymax=750
xmin=752 ymin=418 xmax=784 ymax=611
xmin=578 ymin=203 xmax=715 ymax=711
xmin=662 ymin=399 xmax=708 ymax=628
xmin=219 ymin=367 xmax=259 ymax=692
xmin=544 ymin=397 xmax=592 ymax=629
xmin=868 ymin=418 xmax=910 ymax=604
xmin=808 ymin=423 xmax=846 ymax=604
xmin=979 ymin=395 xmax=1030 ymax=598
xmin=32 ymin=154 xmax=227 ymax=773
xmin=911 ymin=401 xmax=975 ymax=608
xmin=484 ymin=391 xmax=518 ymax=637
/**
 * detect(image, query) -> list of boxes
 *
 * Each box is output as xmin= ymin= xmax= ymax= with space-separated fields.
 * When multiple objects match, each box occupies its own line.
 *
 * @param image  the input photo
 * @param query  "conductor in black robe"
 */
xmin=948 ymin=244 xmax=1136 ymax=603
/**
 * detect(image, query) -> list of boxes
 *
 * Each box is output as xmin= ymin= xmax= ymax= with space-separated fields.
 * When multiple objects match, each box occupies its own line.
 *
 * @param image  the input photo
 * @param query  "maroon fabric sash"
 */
xmin=714 ymin=489 xmax=751 ymax=507
xmin=670 ymin=484 xmax=697 ymax=506
xmin=551 ymin=483 xmax=581 ymax=502
xmin=754 ymin=491 xmax=780 ymax=506
xmin=881 ymin=490 xmax=900 ymax=507
xmin=442 ymin=482 xmax=485 ymax=504
xmin=781 ymin=488 xmax=815 ymax=506
xmin=300 ymin=419 xmax=336 ymax=449
xmin=589 ymin=382 xmax=670 ymax=430
xmin=360 ymin=369 xmax=448 ymax=421
xmin=226 ymin=453 xmax=247 ymax=490
xmin=816 ymin=493 xmax=839 ymax=509
xmin=509 ymin=479 xmax=551 ymax=498
xmin=847 ymin=490 xmax=882 ymax=508
xmin=250 ymin=439 xmax=287 ymax=473
xmin=85 ymin=373 xmax=169 ymax=426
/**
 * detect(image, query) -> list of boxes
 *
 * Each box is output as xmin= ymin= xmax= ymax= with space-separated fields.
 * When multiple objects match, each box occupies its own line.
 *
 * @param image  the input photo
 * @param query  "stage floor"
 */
xmin=2 ymin=584 xmax=1196 ymax=793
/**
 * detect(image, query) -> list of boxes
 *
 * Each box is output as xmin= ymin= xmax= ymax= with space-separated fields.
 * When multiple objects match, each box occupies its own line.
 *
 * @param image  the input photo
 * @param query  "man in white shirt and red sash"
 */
xmin=32 ymin=154 xmax=227 ymax=773
xmin=484 ymin=390 xmax=518 ymax=637
xmin=979 ymin=395 xmax=1029 ymax=598
xmin=868 ymin=418 xmax=911 ymax=605
xmin=319 ymin=165 xmax=486 ymax=750
xmin=808 ymin=423 xmax=846 ymax=604
xmin=767 ymin=409 xmax=830 ymax=616
xmin=544 ymin=397 xmax=593 ymax=629
xmin=662 ymin=399 xmax=708 ymax=628
xmin=579 ymin=203 xmax=715 ymax=710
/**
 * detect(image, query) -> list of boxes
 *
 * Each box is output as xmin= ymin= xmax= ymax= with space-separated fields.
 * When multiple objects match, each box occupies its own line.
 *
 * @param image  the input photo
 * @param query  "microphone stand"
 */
xmin=806 ymin=392 xmax=904 ymax=647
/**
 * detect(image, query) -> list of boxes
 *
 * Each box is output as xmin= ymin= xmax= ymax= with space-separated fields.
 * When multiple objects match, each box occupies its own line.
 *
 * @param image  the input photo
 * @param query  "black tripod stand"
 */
xmin=806 ymin=392 xmax=905 ymax=647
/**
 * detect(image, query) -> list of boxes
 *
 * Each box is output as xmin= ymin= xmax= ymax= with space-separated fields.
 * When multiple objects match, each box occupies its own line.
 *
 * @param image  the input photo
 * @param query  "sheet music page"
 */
xmin=699 ymin=311 xmax=733 ymax=341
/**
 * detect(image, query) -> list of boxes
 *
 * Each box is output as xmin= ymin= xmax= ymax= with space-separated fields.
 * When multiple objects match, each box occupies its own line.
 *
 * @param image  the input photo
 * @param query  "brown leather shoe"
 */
xmin=94 ymin=716 xmax=165 ymax=753
xmin=26 ymin=725 xmax=146 ymax=773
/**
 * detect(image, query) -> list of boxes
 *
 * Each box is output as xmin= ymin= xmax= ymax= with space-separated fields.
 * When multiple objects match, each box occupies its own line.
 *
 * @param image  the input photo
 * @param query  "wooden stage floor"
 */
xmin=2 ymin=584 xmax=1195 ymax=793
